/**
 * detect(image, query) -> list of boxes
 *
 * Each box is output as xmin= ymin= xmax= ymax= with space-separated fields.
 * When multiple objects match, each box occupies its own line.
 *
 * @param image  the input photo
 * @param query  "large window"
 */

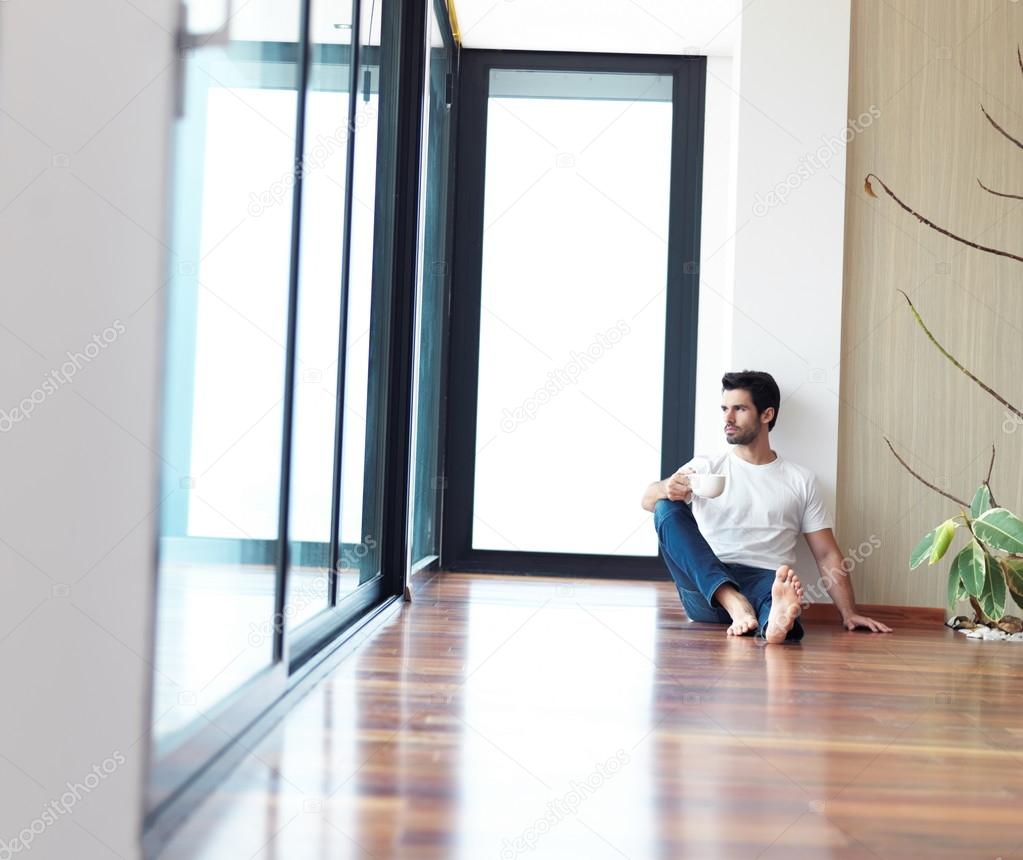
xmin=148 ymin=0 xmax=434 ymax=834
xmin=444 ymin=52 xmax=706 ymax=577
xmin=154 ymin=16 xmax=302 ymax=750
xmin=474 ymin=69 xmax=672 ymax=556
xmin=283 ymin=7 xmax=357 ymax=630
xmin=283 ymin=1 xmax=383 ymax=633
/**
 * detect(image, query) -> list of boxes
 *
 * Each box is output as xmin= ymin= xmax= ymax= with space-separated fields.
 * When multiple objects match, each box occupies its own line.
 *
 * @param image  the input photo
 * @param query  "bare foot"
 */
xmin=713 ymin=584 xmax=759 ymax=637
xmin=765 ymin=566 xmax=804 ymax=644
xmin=727 ymin=613 xmax=759 ymax=637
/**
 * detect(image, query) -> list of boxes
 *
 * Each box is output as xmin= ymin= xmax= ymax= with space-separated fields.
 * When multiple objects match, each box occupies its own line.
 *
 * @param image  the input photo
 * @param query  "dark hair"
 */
xmin=722 ymin=370 xmax=780 ymax=431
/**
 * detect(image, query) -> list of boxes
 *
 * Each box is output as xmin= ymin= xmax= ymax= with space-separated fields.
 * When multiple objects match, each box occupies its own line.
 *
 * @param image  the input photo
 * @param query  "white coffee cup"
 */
xmin=689 ymin=473 xmax=726 ymax=498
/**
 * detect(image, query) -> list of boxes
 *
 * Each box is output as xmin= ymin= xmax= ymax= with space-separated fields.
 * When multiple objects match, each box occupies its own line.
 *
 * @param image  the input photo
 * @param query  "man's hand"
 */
xmin=804 ymin=530 xmax=894 ymax=635
xmin=641 ymin=466 xmax=698 ymax=511
xmin=842 ymin=613 xmax=893 ymax=633
xmin=665 ymin=467 xmax=695 ymax=503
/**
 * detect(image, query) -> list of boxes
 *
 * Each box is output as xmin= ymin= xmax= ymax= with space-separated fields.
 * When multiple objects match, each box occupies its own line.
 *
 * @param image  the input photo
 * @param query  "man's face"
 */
xmin=721 ymin=389 xmax=767 ymax=446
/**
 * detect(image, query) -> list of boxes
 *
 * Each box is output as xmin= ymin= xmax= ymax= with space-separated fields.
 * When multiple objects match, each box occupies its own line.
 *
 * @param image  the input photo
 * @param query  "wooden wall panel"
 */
xmin=839 ymin=0 xmax=1023 ymax=606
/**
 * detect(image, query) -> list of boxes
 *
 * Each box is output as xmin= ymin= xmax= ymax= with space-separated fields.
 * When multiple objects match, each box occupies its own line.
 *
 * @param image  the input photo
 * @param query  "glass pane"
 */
xmin=410 ymin=3 xmax=450 ymax=564
xmin=335 ymin=15 xmax=382 ymax=589
xmin=183 ymin=0 xmax=230 ymax=33
xmin=284 ymin=0 xmax=354 ymax=631
xmin=472 ymin=70 xmax=672 ymax=557
xmin=152 ymin=16 xmax=300 ymax=745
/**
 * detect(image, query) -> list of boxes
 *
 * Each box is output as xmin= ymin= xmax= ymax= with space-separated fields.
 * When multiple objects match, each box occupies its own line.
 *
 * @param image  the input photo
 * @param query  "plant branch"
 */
xmin=864 ymin=174 xmax=1023 ymax=264
xmin=977 ymin=177 xmax=1023 ymax=201
xmin=883 ymin=436 xmax=969 ymax=507
xmin=970 ymin=595 xmax=987 ymax=624
xmin=898 ymin=289 xmax=1023 ymax=421
xmin=985 ymin=444 xmax=998 ymax=507
xmin=981 ymin=104 xmax=1023 ymax=150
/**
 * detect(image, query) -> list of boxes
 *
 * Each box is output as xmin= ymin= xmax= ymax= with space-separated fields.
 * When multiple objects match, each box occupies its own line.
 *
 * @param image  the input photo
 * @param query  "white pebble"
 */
xmin=955 ymin=625 xmax=1023 ymax=641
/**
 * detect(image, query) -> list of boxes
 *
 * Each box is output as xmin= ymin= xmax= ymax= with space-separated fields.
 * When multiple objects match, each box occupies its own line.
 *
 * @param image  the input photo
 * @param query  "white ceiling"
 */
xmin=452 ymin=0 xmax=740 ymax=55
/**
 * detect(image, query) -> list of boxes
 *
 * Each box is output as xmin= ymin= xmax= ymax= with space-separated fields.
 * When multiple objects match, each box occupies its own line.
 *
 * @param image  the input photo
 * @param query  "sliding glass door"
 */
xmin=282 ymin=0 xmax=358 ymax=631
xmin=152 ymin=2 xmax=303 ymax=761
xmin=445 ymin=53 xmax=705 ymax=577
xmin=282 ymin=0 xmax=384 ymax=644
xmin=148 ymin=0 xmax=437 ymax=832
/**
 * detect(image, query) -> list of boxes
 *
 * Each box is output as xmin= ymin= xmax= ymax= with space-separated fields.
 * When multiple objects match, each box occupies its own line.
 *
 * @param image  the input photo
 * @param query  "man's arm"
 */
xmin=641 ymin=468 xmax=694 ymax=512
xmin=803 ymin=528 xmax=893 ymax=633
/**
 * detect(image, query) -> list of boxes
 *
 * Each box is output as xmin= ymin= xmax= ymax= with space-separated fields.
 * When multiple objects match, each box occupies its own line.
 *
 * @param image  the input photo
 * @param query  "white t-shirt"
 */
xmin=676 ymin=450 xmax=834 ymax=570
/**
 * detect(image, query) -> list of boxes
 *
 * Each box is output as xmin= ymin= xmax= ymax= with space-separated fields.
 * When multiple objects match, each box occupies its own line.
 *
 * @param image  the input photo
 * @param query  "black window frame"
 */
xmin=409 ymin=6 xmax=460 ymax=570
xmin=442 ymin=49 xmax=706 ymax=579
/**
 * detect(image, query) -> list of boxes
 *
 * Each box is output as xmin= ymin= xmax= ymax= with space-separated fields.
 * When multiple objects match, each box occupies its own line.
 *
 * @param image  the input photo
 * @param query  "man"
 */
xmin=641 ymin=370 xmax=892 ymax=644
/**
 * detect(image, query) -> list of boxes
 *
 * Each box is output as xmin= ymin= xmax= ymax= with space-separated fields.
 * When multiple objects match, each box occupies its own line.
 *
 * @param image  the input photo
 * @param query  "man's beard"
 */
xmin=725 ymin=425 xmax=759 ymax=446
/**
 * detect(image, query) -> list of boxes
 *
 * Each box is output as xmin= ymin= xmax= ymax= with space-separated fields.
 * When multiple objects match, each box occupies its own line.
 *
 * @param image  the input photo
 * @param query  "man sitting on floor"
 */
xmin=641 ymin=370 xmax=892 ymax=644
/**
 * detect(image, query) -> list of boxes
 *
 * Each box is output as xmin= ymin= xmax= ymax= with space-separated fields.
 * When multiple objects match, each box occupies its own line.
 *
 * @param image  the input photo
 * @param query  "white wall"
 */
xmin=693 ymin=56 xmax=737 ymax=459
xmin=696 ymin=1 xmax=852 ymax=594
xmin=732 ymin=0 xmax=851 ymax=589
xmin=0 ymin=0 xmax=176 ymax=857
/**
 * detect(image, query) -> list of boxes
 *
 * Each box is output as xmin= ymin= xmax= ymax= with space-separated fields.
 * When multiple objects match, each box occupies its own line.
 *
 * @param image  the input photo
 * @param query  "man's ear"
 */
xmin=761 ymin=407 xmax=775 ymax=426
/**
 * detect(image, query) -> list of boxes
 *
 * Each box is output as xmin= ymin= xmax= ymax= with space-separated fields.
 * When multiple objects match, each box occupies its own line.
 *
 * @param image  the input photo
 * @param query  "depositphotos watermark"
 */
xmin=0 ymin=750 xmax=126 ymax=857
xmin=500 ymin=321 xmax=631 ymax=432
xmin=801 ymin=534 xmax=882 ymax=605
xmin=753 ymin=105 xmax=881 ymax=217
xmin=0 ymin=321 xmax=126 ymax=433
xmin=1002 ymin=409 xmax=1023 ymax=434
xmin=500 ymin=750 xmax=630 ymax=857
xmin=247 ymin=107 xmax=376 ymax=217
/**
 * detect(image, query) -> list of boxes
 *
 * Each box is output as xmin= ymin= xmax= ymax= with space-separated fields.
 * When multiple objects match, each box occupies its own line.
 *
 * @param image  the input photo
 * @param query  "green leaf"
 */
xmin=980 ymin=553 xmax=1007 ymax=621
xmin=970 ymin=485 xmax=992 ymax=519
xmin=1000 ymin=558 xmax=1023 ymax=601
xmin=954 ymin=541 xmax=986 ymax=598
xmin=928 ymin=519 xmax=957 ymax=565
xmin=949 ymin=545 xmax=970 ymax=600
xmin=910 ymin=529 xmax=936 ymax=569
xmin=973 ymin=508 xmax=1023 ymax=553
xmin=947 ymin=564 xmax=964 ymax=612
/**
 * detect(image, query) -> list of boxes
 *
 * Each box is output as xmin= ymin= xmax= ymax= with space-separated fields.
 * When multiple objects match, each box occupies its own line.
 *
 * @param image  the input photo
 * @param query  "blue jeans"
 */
xmin=653 ymin=499 xmax=804 ymax=642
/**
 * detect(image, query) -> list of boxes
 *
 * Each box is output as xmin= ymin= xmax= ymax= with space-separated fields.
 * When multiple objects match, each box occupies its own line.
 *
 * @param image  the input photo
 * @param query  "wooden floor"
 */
xmin=158 ymin=571 xmax=1023 ymax=859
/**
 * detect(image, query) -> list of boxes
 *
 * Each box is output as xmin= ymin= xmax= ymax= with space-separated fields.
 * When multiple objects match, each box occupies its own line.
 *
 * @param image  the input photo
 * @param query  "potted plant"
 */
xmin=865 ymin=47 xmax=1023 ymax=635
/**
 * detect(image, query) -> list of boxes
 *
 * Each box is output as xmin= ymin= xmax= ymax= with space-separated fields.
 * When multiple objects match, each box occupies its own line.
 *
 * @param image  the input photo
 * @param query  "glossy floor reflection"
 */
xmin=158 ymin=572 xmax=1023 ymax=859
xmin=152 ymin=565 xmax=363 ymax=744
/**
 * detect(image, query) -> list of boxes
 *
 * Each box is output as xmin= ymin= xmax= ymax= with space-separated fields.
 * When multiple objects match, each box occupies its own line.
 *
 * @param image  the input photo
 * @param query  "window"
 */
xmin=148 ymin=0 xmax=432 ymax=831
xmin=444 ymin=52 xmax=706 ymax=577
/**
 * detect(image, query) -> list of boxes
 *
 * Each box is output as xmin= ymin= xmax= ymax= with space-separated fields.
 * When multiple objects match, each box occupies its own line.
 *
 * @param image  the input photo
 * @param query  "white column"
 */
xmin=0 ymin=1 xmax=177 ymax=856
xmin=729 ymin=0 xmax=853 ymax=585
